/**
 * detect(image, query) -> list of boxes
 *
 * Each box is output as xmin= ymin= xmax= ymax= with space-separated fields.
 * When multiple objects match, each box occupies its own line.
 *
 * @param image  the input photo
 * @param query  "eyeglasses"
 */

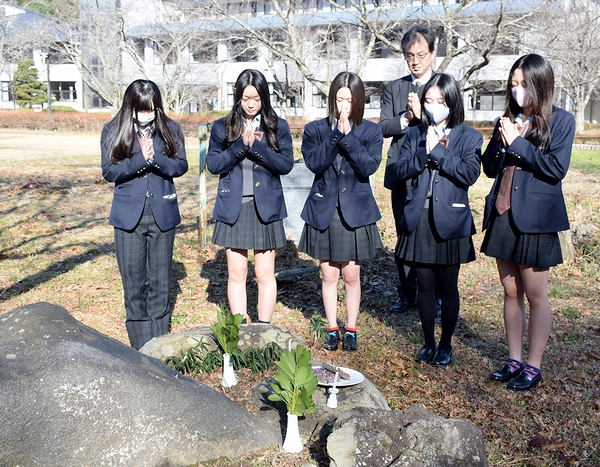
xmin=404 ymin=51 xmax=430 ymax=62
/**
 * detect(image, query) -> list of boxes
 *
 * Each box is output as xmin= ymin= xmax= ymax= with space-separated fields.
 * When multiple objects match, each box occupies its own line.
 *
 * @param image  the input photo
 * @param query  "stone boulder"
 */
xmin=0 ymin=302 xmax=280 ymax=467
xmin=327 ymin=405 xmax=488 ymax=467
xmin=141 ymin=322 xmax=306 ymax=361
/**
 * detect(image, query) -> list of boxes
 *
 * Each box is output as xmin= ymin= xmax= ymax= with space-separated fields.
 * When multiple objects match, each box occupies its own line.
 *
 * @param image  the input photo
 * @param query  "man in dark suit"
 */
xmin=380 ymin=25 xmax=437 ymax=313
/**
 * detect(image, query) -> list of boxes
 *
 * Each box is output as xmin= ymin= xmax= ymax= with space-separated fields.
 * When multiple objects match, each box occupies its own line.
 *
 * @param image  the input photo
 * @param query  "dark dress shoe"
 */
xmin=507 ymin=369 xmax=542 ymax=391
xmin=490 ymin=363 xmax=524 ymax=382
xmin=389 ymin=297 xmax=415 ymax=313
xmin=432 ymin=348 xmax=452 ymax=366
xmin=416 ymin=346 xmax=435 ymax=363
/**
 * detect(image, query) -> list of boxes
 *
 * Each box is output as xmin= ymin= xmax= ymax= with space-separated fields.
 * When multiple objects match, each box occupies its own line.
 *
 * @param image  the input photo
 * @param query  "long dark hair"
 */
xmin=503 ymin=54 xmax=554 ymax=148
xmin=106 ymin=80 xmax=179 ymax=162
xmin=225 ymin=69 xmax=280 ymax=151
xmin=328 ymin=71 xmax=365 ymax=126
xmin=420 ymin=73 xmax=463 ymax=128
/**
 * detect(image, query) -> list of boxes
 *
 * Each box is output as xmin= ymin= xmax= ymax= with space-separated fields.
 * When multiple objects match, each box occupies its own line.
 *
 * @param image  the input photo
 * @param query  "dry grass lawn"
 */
xmin=1 ymin=128 xmax=599 ymax=467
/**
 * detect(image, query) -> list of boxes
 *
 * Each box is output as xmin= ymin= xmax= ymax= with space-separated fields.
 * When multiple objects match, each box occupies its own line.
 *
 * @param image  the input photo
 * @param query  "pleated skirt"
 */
xmin=299 ymin=207 xmax=382 ymax=262
xmin=396 ymin=207 xmax=475 ymax=266
xmin=480 ymin=208 xmax=562 ymax=268
xmin=212 ymin=199 xmax=287 ymax=250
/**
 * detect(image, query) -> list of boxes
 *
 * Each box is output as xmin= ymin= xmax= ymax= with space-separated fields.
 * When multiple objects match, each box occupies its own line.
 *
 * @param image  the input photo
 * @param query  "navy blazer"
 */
xmin=207 ymin=117 xmax=294 ymax=225
xmin=101 ymin=119 xmax=188 ymax=231
xmin=301 ymin=117 xmax=383 ymax=231
xmin=481 ymin=107 xmax=574 ymax=234
xmin=394 ymin=123 xmax=482 ymax=240
xmin=380 ymin=73 xmax=435 ymax=190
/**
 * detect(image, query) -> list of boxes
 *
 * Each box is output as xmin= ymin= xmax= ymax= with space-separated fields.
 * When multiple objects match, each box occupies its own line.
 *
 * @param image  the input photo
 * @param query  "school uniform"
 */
xmin=480 ymin=107 xmax=575 ymax=267
xmin=101 ymin=119 xmax=188 ymax=350
xmin=207 ymin=116 xmax=294 ymax=250
xmin=299 ymin=117 xmax=383 ymax=262
xmin=394 ymin=123 xmax=483 ymax=265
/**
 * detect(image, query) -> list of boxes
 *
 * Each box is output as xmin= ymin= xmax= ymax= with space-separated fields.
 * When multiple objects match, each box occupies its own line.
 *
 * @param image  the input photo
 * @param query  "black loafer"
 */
xmin=416 ymin=346 xmax=435 ymax=363
xmin=490 ymin=363 xmax=524 ymax=382
xmin=432 ymin=348 xmax=452 ymax=366
xmin=507 ymin=369 xmax=542 ymax=391
xmin=389 ymin=297 xmax=415 ymax=314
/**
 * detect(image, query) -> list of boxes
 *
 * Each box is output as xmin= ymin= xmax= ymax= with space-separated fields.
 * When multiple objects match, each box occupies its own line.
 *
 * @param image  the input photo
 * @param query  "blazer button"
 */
xmin=516 ymin=167 xmax=521 ymax=170
xmin=341 ymin=170 xmax=345 ymax=175
xmin=435 ymin=197 xmax=438 ymax=202
xmin=514 ymin=186 xmax=519 ymax=191
xmin=435 ymin=179 xmax=439 ymax=183
xmin=254 ymin=164 xmax=259 ymax=169
xmin=255 ymin=182 xmax=260 ymax=187
xmin=341 ymin=187 xmax=346 ymax=192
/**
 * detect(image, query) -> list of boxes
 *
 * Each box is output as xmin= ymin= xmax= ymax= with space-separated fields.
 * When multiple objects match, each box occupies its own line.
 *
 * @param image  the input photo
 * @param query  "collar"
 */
xmin=432 ymin=125 xmax=451 ymax=139
xmin=411 ymin=69 xmax=433 ymax=86
xmin=515 ymin=114 xmax=533 ymax=126
xmin=135 ymin=122 xmax=155 ymax=137
xmin=246 ymin=114 xmax=261 ymax=131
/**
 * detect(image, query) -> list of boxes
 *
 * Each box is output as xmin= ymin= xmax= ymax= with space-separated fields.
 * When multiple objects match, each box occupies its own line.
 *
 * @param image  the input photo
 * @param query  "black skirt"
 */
xmin=212 ymin=199 xmax=287 ymax=250
xmin=480 ymin=208 xmax=562 ymax=268
xmin=396 ymin=207 xmax=475 ymax=266
xmin=299 ymin=207 xmax=382 ymax=262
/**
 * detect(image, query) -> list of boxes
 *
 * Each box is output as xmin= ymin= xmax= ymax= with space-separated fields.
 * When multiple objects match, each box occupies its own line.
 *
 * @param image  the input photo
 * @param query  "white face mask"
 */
xmin=511 ymin=86 xmax=532 ymax=108
xmin=135 ymin=111 xmax=155 ymax=125
xmin=424 ymin=103 xmax=450 ymax=124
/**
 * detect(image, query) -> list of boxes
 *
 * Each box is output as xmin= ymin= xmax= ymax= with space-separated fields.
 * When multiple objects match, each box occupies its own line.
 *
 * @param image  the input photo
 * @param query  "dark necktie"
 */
xmin=495 ymin=122 xmax=529 ymax=215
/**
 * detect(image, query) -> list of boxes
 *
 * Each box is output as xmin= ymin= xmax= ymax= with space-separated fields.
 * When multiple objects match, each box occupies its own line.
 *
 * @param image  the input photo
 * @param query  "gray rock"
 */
xmin=576 ymin=222 xmax=595 ymax=237
xmin=327 ymin=405 xmax=488 ymax=467
xmin=140 ymin=322 xmax=306 ymax=361
xmin=0 ymin=302 xmax=280 ymax=467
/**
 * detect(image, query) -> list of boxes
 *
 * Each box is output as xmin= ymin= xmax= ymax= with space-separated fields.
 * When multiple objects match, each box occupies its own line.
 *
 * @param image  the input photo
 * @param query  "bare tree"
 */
xmin=326 ymin=0 xmax=537 ymax=89
xmin=526 ymin=0 xmax=600 ymax=133
xmin=132 ymin=2 xmax=223 ymax=115
xmin=38 ymin=0 xmax=147 ymax=111
xmin=207 ymin=0 xmax=341 ymax=95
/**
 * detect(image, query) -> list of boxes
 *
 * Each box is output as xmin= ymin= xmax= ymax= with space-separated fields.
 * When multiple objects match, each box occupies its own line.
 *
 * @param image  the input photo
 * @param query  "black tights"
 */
xmin=413 ymin=264 xmax=460 ymax=352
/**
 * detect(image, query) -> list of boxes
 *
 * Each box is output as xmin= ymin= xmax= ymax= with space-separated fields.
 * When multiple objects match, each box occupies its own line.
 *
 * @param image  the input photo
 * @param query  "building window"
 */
xmin=470 ymin=91 xmax=506 ymax=111
xmin=364 ymin=82 xmax=384 ymax=109
xmin=313 ymin=88 xmax=327 ymax=108
xmin=227 ymin=83 xmax=234 ymax=108
xmin=1 ymin=81 xmax=11 ymax=102
xmin=87 ymin=92 xmax=110 ymax=109
xmin=50 ymin=82 xmax=77 ymax=102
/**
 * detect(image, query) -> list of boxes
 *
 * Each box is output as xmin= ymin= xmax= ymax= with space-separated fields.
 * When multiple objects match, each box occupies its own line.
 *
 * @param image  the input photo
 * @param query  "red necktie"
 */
xmin=495 ymin=122 xmax=529 ymax=215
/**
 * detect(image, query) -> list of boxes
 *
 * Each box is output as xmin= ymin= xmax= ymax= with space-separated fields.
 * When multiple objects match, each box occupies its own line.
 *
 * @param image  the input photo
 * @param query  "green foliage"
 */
xmin=570 ymin=149 xmax=600 ymax=173
xmin=165 ymin=340 xmax=282 ymax=376
xmin=51 ymin=105 xmax=77 ymax=112
xmin=268 ymin=346 xmax=317 ymax=417
xmin=165 ymin=338 xmax=210 ymax=377
xmin=211 ymin=304 xmax=244 ymax=355
xmin=12 ymin=60 xmax=47 ymax=108
xmin=231 ymin=342 xmax=282 ymax=372
xmin=308 ymin=313 xmax=328 ymax=342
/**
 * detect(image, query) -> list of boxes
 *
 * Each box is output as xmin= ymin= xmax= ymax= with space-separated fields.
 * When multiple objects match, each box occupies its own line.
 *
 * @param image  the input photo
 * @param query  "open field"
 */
xmin=1 ymin=129 xmax=599 ymax=466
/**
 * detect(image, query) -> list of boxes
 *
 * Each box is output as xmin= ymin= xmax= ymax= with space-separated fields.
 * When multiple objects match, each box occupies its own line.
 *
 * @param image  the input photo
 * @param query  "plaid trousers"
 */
xmin=114 ymin=198 xmax=175 ymax=350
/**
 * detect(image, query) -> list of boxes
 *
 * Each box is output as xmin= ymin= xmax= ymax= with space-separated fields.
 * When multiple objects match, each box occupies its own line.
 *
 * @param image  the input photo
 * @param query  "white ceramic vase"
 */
xmin=282 ymin=412 xmax=303 ymax=453
xmin=221 ymin=353 xmax=238 ymax=388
